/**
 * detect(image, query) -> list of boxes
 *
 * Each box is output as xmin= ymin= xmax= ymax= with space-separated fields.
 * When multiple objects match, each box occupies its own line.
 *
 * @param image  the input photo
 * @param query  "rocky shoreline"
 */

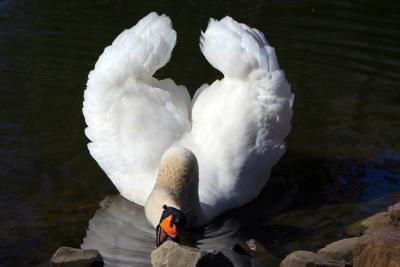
xmin=280 ymin=202 xmax=400 ymax=267
xmin=47 ymin=202 xmax=400 ymax=267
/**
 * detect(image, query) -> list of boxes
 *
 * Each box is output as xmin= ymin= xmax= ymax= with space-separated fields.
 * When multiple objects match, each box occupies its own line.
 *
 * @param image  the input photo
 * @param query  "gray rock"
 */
xmin=50 ymin=246 xmax=103 ymax=267
xmin=317 ymin=237 xmax=358 ymax=264
xmin=151 ymin=240 xmax=233 ymax=267
xmin=353 ymin=231 xmax=400 ymax=267
xmin=280 ymin=250 xmax=341 ymax=267
xmin=389 ymin=202 xmax=400 ymax=228
xmin=151 ymin=241 xmax=201 ymax=267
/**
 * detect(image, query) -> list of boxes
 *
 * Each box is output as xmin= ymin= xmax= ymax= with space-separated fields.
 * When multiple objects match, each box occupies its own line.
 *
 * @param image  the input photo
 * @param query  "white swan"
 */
xmin=83 ymin=12 xmax=293 ymax=245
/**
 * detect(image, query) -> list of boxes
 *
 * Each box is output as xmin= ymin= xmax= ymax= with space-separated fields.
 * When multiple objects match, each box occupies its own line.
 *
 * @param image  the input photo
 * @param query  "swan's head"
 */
xmin=144 ymin=146 xmax=200 ymax=247
xmin=156 ymin=204 xmax=187 ymax=246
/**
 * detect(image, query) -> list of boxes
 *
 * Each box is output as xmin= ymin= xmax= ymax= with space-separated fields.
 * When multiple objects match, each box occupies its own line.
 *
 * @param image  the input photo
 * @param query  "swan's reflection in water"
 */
xmin=81 ymin=195 xmax=250 ymax=266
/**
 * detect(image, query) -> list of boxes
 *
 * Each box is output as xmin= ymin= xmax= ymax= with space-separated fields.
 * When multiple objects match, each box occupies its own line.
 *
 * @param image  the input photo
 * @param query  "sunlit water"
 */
xmin=0 ymin=0 xmax=399 ymax=266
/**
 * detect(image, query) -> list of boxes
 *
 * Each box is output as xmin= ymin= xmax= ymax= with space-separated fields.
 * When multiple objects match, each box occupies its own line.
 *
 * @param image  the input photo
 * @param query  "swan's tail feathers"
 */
xmin=91 ymin=12 xmax=176 ymax=84
xmin=200 ymin=16 xmax=279 ymax=79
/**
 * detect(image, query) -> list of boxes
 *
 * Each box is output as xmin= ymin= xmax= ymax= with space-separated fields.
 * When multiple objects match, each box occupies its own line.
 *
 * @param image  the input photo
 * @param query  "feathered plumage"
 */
xmin=83 ymin=12 xmax=293 ymax=225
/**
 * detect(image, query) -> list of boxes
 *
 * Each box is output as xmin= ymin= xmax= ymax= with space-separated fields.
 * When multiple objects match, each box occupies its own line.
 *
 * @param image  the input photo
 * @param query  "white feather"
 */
xmin=178 ymin=16 xmax=293 ymax=221
xmin=83 ymin=13 xmax=191 ymax=205
xmin=83 ymin=13 xmax=293 ymax=224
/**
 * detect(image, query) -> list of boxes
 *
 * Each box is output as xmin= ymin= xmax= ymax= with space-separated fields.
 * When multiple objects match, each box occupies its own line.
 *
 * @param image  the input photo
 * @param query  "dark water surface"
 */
xmin=1 ymin=0 xmax=400 ymax=266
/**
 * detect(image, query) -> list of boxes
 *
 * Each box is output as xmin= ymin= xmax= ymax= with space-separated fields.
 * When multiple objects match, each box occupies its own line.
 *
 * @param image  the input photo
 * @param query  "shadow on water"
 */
xmin=0 ymin=0 xmax=399 ymax=266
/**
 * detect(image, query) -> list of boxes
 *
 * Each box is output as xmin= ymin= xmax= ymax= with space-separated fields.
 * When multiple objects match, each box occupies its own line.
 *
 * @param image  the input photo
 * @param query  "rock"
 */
xmin=345 ymin=212 xmax=396 ymax=236
xmin=353 ymin=231 xmax=400 ymax=267
xmin=234 ymin=239 xmax=269 ymax=257
xmin=151 ymin=240 xmax=233 ymax=267
xmin=151 ymin=241 xmax=201 ymax=267
xmin=345 ymin=218 xmax=369 ymax=236
xmin=317 ymin=237 xmax=358 ymax=265
xmin=362 ymin=212 xmax=394 ymax=233
xmin=389 ymin=202 xmax=400 ymax=228
xmin=280 ymin=250 xmax=341 ymax=267
xmin=50 ymin=246 xmax=103 ymax=267
xmin=233 ymin=239 xmax=280 ymax=266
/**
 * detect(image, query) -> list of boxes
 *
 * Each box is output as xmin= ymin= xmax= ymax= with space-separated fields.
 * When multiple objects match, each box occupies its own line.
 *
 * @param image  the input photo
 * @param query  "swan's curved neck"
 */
xmin=144 ymin=146 xmax=202 ymax=228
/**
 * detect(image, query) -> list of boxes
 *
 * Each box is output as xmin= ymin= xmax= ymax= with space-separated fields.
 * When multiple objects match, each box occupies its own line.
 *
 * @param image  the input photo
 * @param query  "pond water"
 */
xmin=0 ymin=0 xmax=399 ymax=266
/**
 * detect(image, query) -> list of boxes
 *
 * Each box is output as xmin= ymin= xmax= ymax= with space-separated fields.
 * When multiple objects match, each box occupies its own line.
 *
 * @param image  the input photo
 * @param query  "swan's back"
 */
xmin=83 ymin=13 xmax=293 ymax=224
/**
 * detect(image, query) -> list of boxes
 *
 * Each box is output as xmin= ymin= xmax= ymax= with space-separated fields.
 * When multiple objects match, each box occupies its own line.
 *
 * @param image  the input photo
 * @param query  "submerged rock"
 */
xmin=353 ymin=231 xmax=400 ymax=267
xmin=151 ymin=240 xmax=233 ymax=267
xmin=389 ymin=202 xmax=400 ymax=228
xmin=345 ymin=218 xmax=369 ymax=236
xmin=345 ymin=211 xmax=396 ymax=236
xmin=50 ymin=246 xmax=103 ymax=267
xmin=317 ymin=237 xmax=358 ymax=265
xmin=233 ymin=239 xmax=280 ymax=266
xmin=233 ymin=239 xmax=267 ymax=257
xmin=280 ymin=250 xmax=341 ymax=267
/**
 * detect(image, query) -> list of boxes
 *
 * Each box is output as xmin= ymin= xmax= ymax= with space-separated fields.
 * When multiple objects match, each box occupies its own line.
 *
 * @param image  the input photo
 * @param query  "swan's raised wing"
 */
xmin=83 ymin=13 xmax=191 ymax=205
xmin=184 ymin=17 xmax=294 ymax=221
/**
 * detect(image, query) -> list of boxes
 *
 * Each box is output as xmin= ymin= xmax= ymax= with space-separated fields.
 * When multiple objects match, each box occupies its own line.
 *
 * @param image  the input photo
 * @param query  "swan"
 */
xmin=83 ymin=12 xmax=293 ymax=246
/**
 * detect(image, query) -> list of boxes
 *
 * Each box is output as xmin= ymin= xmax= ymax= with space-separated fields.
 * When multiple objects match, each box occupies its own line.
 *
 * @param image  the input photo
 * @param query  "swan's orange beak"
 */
xmin=156 ymin=215 xmax=179 ymax=247
xmin=160 ymin=215 xmax=177 ymax=237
